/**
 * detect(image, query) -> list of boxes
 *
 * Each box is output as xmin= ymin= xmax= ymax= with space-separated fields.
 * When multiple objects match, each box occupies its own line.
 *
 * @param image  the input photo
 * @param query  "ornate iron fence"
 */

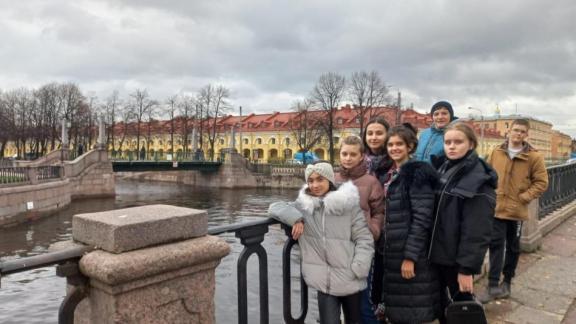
xmin=0 ymin=167 xmax=29 ymax=185
xmin=539 ymin=162 xmax=576 ymax=219
xmin=37 ymin=166 xmax=63 ymax=181
xmin=0 ymin=166 xmax=63 ymax=186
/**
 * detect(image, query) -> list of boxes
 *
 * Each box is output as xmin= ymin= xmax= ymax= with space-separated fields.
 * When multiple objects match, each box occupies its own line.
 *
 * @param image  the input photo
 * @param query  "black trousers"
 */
xmin=317 ymin=291 xmax=361 ymax=324
xmin=488 ymin=218 xmax=523 ymax=286
xmin=435 ymin=265 xmax=460 ymax=324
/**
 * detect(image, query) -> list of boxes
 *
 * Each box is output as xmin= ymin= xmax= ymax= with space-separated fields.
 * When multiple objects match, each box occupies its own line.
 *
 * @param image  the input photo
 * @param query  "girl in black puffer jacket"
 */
xmin=429 ymin=122 xmax=497 ymax=324
xmin=376 ymin=124 xmax=441 ymax=323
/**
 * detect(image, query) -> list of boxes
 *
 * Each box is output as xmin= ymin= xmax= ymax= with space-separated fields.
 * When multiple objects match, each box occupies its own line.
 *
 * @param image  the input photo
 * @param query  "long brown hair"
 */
xmin=362 ymin=116 xmax=390 ymax=155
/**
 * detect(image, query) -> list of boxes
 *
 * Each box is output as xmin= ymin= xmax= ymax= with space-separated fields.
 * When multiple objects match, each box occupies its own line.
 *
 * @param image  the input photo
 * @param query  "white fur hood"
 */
xmin=295 ymin=181 xmax=360 ymax=217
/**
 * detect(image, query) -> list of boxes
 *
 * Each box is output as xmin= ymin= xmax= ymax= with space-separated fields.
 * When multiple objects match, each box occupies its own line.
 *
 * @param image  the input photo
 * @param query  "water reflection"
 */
xmin=0 ymin=179 xmax=310 ymax=323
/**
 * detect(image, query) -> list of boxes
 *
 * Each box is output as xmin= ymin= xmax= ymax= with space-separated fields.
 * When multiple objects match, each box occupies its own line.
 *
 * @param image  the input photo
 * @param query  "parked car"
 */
xmin=565 ymin=158 xmax=576 ymax=165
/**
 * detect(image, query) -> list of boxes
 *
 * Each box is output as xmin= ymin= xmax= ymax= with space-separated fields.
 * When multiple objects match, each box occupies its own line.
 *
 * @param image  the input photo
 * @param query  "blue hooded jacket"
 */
xmin=415 ymin=100 xmax=455 ymax=163
xmin=414 ymin=126 xmax=445 ymax=163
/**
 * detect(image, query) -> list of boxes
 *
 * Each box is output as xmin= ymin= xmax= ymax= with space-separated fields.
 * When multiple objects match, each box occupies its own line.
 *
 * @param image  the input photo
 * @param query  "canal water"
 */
xmin=0 ymin=179 xmax=321 ymax=323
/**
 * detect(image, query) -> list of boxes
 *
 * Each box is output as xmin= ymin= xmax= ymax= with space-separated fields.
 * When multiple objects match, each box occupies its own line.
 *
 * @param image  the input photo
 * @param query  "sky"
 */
xmin=1 ymin=0 xmax=576 ymax=136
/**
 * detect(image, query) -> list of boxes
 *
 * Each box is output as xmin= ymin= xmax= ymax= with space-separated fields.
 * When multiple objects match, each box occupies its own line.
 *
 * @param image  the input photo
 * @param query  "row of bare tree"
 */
xmin=0 ymin=83 xmax=91 ymax=159
xmin=0 ymin=82 xmax=232 ymax=160
xmin=103 ymin=84 xmax=231 ymax=160
xmin=1 ymin=70 xmax=389 ymax=163
xmin=290 ymin=70 xmax=392 ymax=163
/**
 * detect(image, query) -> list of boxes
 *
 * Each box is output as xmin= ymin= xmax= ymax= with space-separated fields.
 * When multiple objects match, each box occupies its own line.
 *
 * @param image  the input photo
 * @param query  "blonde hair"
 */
xmin=444 ymin=122 xmax=478 ymax=149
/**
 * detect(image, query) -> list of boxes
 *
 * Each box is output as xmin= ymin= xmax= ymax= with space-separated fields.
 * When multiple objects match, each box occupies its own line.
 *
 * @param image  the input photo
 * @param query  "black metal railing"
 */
xmin=37 ymin=166 xmax=63 ymax=181
xmin=245 ymin=161 xmax=306 ymax=177
xmin=1 ymin=219 xmax=307 ymax=324
xmin=0 ymin=245 xmax=93 ymax=324
xmin=0 ymin=167 xmax=29 ymax=185
xmin=539 ymin=162 xmax=576 ymax=219
xmin=208 ymin=218 xmax=308 ymax=324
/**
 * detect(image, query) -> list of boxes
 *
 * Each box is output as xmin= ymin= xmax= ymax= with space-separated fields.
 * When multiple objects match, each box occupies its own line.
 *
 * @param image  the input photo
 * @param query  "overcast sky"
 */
xmin=1 ymin=0 xmax=576 ymax=136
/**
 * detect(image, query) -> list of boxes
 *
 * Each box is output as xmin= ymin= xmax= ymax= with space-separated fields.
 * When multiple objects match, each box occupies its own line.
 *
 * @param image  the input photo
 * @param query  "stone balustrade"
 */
xmin=72 ymin=204 xmax=230 ymax=324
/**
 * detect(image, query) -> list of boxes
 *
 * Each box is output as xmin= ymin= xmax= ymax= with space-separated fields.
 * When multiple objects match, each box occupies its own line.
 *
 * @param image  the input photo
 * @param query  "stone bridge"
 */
xmin=0 ymin=148 xmax=115 ymax=227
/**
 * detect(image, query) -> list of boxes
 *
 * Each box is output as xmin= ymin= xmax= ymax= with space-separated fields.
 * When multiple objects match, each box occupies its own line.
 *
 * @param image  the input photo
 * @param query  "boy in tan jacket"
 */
xmin=482 ymin=118 xmax=549 ymax=303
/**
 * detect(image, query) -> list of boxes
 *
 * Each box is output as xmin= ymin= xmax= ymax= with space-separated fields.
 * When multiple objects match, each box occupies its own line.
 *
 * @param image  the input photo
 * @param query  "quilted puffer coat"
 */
xmin=268 ymin=181 xmax=374 ymax=296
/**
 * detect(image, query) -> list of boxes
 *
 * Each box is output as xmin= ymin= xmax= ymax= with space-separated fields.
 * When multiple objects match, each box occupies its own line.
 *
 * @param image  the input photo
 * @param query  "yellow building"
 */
xmin=471 ymin=114 xmax=554 ymax=160
xmin=551 ymin=130 xmax=572 ymax=163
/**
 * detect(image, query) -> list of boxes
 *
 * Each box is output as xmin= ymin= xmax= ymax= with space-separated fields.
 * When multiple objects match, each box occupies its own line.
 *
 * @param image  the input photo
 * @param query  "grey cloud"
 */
xmin=1 ymin=0 xmax=576 ymax=135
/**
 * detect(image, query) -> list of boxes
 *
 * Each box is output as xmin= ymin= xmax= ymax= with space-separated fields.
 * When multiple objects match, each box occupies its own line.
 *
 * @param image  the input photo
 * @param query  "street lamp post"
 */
xmin=239 ymin=106 xmax=243 ymax=156
xmin=468 ymin=107 xmax=485 ymax=155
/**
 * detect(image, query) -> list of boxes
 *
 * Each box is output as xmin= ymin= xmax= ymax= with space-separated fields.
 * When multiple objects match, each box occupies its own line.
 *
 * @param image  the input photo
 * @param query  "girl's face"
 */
xmin=307 ymin=172 xmax=330 ymax=197
xmin=444 ymin=130 xmax=474 ymax=160
xmin=387 ymin=135 xmax=412 ymax=165
xmin=339 ymin=144 xmax=364 ymax=169
xmin=433 ymin=107 xmax=451 ymax=129
xmin=365 ymin=123 xmax=387 ymax=154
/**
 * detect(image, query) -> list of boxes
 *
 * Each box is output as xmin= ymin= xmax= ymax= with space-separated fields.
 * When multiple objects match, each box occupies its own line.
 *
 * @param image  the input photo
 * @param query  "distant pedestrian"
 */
xmin=414 ymin=101 xmax=456 ymax=163
xmin=481 ymin=118 xmax=549 ymax=303
xmin=429 ymin=122 xmax=497 ymax=323
xmin=336 ymin=135 xmax=384 ymax=323
xmin=374 ymin=124 xmax=441 ymax=323
xmin=77 ymin=143 xmax=84 ymax=156
xmin=269 ymin=161 xmax=373 ymax=324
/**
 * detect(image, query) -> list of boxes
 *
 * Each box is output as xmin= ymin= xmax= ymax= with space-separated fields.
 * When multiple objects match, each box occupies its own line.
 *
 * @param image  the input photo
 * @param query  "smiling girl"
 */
xmin=375 ymin=124 xmax=441 ymax=323
xmin=362 ymin=116 xmax=391 ymax=177
xmin=268 ymin=161 xmax=374 ymax=324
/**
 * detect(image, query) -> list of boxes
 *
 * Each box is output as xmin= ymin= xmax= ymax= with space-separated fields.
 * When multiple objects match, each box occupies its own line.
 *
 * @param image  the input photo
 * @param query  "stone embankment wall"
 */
xmin=0 ymin=150 xmax=115 ymax=227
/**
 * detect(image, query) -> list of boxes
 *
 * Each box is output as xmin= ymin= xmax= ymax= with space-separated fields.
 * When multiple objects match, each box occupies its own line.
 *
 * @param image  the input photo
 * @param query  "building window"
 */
xmin=285 ymin=138 xmax=290 ymax=146
xmin=219 ymin=138 xmax=225 ymax=145
xmin=243 ymin=138 xmax=249 ymax=145
xmin=333 ymin=137 xmax=340 ymax=144
xmin=270 ymin=138 xmax=276 ymax=145
xmin=337 ymin=118 xmax=343 ymax=125
xmin=256 ymin=138 xmax=262 ymax=145
xmin=355 ymin=117 xmax=361 ymax=124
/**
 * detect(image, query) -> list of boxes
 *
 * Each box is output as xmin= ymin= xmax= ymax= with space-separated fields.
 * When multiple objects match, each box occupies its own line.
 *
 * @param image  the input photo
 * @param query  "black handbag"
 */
xmin=445 ymin=291 xmax=488 ymax=324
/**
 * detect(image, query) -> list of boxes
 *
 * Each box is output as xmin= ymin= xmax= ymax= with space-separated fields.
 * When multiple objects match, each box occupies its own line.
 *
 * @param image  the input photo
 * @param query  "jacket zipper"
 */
xmin=320 ymin=201 xmax=330 ymax=294
xmin=428 ymin=167 xmax=461 ymax=258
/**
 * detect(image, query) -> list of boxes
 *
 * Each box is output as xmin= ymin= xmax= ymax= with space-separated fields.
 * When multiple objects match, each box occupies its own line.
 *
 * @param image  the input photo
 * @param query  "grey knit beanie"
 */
xmin=305 ymin=162 xmax=335 ymax=185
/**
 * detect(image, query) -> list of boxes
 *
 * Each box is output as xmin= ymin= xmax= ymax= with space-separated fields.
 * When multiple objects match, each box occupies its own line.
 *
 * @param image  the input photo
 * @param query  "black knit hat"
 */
xmin=430 ymin=101 xmax=454 ymax=121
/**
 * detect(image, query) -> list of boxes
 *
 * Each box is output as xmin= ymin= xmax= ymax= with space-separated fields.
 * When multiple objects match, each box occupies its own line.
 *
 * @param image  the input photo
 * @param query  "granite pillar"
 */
xmin=72 ymin=204 xmax=230 ymax=323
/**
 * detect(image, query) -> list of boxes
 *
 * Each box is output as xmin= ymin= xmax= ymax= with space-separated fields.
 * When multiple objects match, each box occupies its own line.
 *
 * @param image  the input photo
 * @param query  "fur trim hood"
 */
xmin=296 ymin=181 xmax=360 ymax=217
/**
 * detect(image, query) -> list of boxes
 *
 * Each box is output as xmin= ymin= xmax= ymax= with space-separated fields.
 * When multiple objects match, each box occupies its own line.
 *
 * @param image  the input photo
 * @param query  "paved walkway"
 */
xmin=481 ymin=213 xmax=576 ymax=323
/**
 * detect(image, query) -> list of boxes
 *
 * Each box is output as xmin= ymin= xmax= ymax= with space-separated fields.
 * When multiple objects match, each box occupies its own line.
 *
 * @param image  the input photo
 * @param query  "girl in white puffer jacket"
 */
xmin=268 ymin=161 xmax=374 ymax=324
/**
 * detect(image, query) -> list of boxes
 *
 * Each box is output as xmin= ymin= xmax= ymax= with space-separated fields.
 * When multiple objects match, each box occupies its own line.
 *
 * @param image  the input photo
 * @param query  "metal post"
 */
xmin=239 ymin=106 xmax=243 ymax=156
xmin=395 ymin=91 xmax=402 ymax=125
xmin=97 ymin=115 xmax=106 ymax=150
